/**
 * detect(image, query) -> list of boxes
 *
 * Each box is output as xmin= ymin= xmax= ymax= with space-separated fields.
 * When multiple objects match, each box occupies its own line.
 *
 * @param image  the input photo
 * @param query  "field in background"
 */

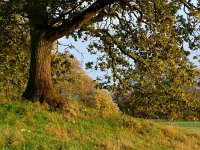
xmin=157 ymin=120 xmax=200 ymax=130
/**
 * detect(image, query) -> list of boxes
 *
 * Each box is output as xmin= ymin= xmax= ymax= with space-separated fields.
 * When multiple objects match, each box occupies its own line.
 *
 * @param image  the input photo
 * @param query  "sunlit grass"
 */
xmin=1 ymin=99 xmax=200 ymax=149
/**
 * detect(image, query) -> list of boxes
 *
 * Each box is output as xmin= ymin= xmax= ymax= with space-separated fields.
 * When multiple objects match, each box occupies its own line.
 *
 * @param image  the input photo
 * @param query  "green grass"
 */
xmin=157 ymin=120 xmax=200 ymax=130
xmin=1 ymin=99 xmax=200 ymax=150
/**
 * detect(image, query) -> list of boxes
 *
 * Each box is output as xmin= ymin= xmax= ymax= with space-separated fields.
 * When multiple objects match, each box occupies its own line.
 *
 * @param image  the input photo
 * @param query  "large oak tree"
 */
xmin=1 ymin=0 xmax=199 ymax=108
xmin=23 ymin=0 xmax=120 ymax=107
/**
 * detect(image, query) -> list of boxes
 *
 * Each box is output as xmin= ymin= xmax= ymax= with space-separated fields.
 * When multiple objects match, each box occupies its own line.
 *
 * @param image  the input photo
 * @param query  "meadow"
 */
xmin=1 ymin=98 xmax=200 ymax=150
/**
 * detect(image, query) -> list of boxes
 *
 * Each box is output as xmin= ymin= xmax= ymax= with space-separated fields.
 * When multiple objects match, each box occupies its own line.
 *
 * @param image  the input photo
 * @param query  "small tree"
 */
xmin=51 ymin=51 xmax=96 ymax=102
xmin=51 ymin=51 xmax=118 ymax=114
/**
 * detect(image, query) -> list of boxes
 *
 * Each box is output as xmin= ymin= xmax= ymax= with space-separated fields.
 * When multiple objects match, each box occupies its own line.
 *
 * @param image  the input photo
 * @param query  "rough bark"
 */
xmin=22 ymin=30 xmax=64 ymax=108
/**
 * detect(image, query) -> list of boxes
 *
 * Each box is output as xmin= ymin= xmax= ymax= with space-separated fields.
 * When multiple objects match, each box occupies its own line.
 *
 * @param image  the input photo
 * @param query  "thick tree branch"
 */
xmin=49 ymin=3 xmax=80 ymax=27
xmin=47 ymin=0 xmax=119 ymax=41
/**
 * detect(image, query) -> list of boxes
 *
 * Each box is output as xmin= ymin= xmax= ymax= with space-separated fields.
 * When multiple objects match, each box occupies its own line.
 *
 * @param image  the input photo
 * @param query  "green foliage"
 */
xmin=115 ymin=43 xmax=200 ymax=120
xmin=51 ymin=51 xmax=72 ymax=83
xmin=0 ymin=1 xmax=30 ymax=98
xmin=82 ymin=0 xmax=200 ymax=120
xmin=118 ymin=90 xmax=200 ymax=121
xmin=115 ymin=61 xmax=200 ymax=120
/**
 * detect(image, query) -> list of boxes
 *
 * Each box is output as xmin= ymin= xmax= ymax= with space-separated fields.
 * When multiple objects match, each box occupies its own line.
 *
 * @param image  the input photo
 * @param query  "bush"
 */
xmin=117 ymin=89 xmax=200 ymax=121
xmin=88 ymin=89 xmax=119 ymax=115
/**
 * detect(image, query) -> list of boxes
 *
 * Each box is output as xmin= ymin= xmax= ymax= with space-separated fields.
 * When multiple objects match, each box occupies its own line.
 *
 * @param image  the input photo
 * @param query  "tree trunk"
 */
xmin=22 ymin=0 xmax=118 ymax=108
xmin=23 ymin=30 xmax=64 ymax=108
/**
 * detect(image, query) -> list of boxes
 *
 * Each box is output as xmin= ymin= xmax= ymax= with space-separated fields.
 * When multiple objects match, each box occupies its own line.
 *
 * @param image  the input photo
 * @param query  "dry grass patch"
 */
xmin=0 ymin=127 xmax=25 ymax=147
xmin=44 ymin=123 xmax=68 ymax=142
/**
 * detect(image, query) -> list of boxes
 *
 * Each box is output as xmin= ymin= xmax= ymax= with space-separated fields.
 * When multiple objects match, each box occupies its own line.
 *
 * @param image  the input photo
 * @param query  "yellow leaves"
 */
xmin=190 ymin=10 xmax=200 ymax=20
xmin=90 ymin=89 xmax=119 ymax=115
xmin=156 ymin=60 xmax=165 ymax=72
xmin=168 ymin=59 xmax=176 ymax=69
xmin=52 ymin=52 xmax=119 ymax=116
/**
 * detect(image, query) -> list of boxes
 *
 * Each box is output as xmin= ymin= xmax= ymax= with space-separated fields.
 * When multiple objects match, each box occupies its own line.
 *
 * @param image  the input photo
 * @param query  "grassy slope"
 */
xmin=0 ymin=99 xmax=200 ymax=150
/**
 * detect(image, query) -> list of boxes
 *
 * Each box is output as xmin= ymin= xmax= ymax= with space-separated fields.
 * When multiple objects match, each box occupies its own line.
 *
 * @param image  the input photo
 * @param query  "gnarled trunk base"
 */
xmin=23 ymin=86 xmax=65 ymax=109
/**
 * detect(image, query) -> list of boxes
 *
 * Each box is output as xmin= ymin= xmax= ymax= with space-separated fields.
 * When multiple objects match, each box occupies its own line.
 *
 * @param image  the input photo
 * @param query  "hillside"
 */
xmin=0 ymin=99 xmax=200 ymax=150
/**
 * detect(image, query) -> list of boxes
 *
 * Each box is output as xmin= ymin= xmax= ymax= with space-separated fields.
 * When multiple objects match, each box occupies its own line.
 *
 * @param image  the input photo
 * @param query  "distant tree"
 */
xmin=51 ymin=51 xmax=96 ymax=101
xmin=51 ymin=51 xmax=119 ymax=114
xmin=1 ymin=0 xmax=199 ymax=109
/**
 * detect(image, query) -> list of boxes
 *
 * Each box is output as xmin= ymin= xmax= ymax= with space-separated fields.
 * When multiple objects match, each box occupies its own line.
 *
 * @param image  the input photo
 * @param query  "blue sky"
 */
xmin=58 ymin=0 xmax=200 ymax=79
xmin=58 ymin=37 xmax=103 ymax=79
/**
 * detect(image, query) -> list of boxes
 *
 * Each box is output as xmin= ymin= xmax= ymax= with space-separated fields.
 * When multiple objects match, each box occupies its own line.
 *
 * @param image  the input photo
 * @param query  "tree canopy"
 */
xmin=0 ymin=0 xmax=200 ymax=117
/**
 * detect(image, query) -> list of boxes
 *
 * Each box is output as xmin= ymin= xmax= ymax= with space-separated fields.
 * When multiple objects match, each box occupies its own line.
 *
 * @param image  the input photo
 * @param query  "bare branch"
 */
xmin=47 ymin=0 xmax=119 ymax=41
xmin=49 ymin=3 xmax=81 ymax=27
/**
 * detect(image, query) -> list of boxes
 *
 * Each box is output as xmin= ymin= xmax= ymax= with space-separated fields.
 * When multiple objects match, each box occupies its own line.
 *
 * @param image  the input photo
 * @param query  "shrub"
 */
xmin=88 ymin=89 xmax=119 ymax=115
